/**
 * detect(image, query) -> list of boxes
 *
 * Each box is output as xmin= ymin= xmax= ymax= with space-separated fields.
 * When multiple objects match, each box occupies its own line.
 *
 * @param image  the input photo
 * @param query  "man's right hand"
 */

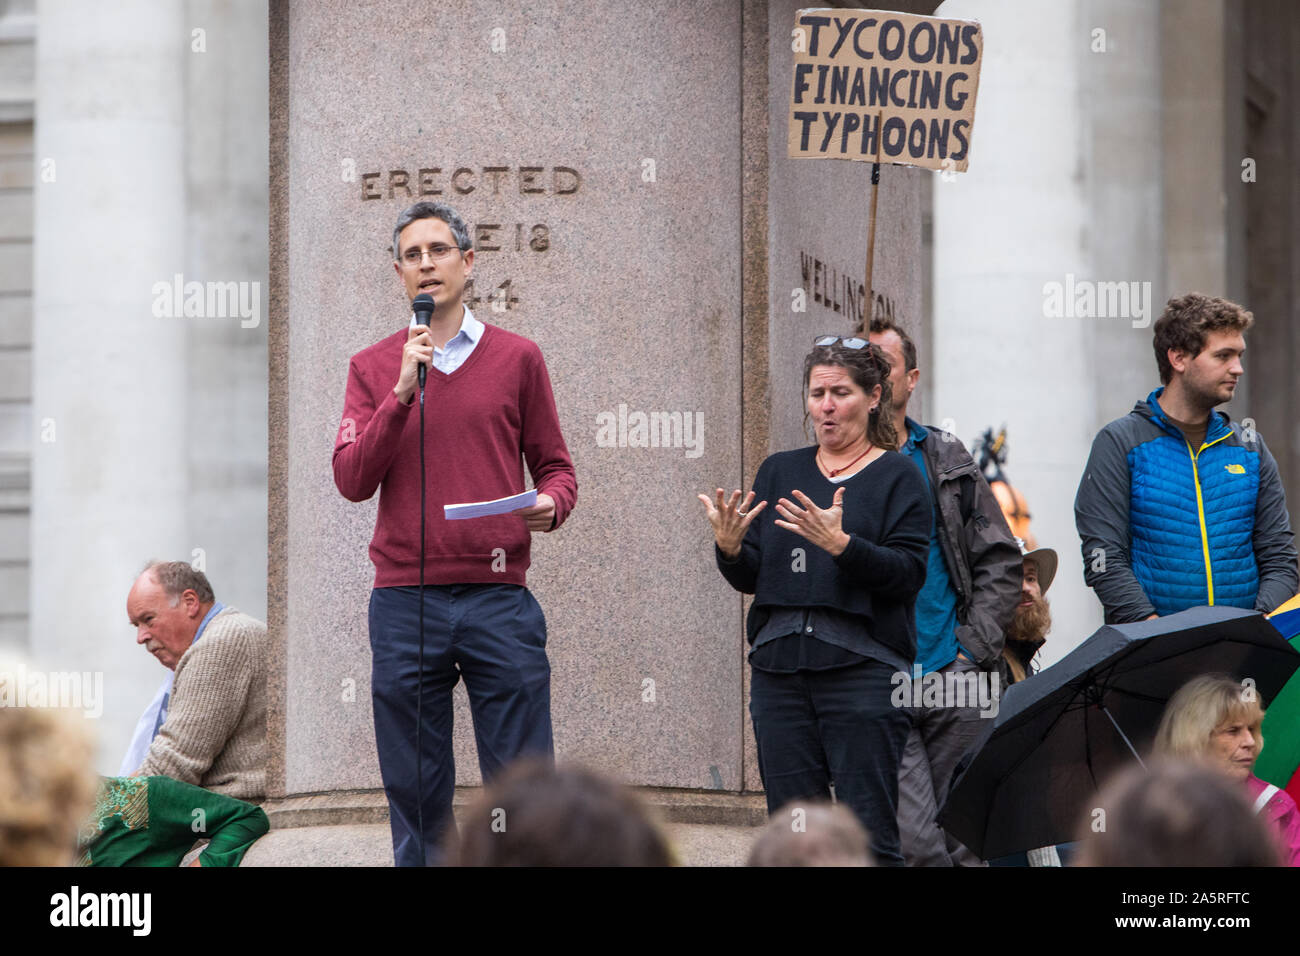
xmin=394 ymin=323 xmax=434 ymax=405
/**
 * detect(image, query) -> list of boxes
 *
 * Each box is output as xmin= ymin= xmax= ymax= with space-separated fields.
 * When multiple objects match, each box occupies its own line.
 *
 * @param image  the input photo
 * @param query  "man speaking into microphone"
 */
xmin=333 ymin=201 xmax=577 ymax=866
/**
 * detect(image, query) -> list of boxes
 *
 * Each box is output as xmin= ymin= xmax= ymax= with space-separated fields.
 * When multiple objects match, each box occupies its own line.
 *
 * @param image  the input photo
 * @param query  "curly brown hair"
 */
xmin=802 ymin=340 xmax=899 ymax=450
xmin=1152 ymin=293 xmax=1253 ymax=384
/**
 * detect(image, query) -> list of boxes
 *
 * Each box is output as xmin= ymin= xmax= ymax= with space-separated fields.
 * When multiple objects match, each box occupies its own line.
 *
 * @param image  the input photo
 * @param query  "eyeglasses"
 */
xmin=400 ymin=244 xmax=463 ymax=267
xmin=814 ymin=335 xmax=871 ymax=350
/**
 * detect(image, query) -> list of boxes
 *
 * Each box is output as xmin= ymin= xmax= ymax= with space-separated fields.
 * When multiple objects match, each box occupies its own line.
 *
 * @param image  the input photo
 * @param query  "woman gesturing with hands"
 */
xmin=698 ymin=335 xmax=931 ymax=866
xmin=704 ymin=481 xmax=852 ymax=560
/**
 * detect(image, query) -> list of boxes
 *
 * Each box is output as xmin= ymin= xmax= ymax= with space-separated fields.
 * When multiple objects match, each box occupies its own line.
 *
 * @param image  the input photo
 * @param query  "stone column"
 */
xmin=31 ymin=0 xmax=189 ymax=769
xmin=182 ymin=0 xmax=270 ymax=625
xmin=931 ymin=0 xmax=1164 ymax=663
xmin=264 ymin=0 xmax=750 ymax=863
xmin=0 ymin=0 xmax=36 ymax=651
xmin=1161 ymin=0 xmax=1253 ymax=423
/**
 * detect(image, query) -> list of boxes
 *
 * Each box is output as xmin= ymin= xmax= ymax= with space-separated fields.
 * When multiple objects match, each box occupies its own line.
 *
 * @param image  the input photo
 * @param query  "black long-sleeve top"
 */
xmin=715 ymin=446 xmax=931 ymax=665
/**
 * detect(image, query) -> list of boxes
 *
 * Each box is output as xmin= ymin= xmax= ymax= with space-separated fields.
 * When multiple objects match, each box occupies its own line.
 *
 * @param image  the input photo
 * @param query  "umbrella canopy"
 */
xmin=938 ymin=605 xmax=1300 ymax=860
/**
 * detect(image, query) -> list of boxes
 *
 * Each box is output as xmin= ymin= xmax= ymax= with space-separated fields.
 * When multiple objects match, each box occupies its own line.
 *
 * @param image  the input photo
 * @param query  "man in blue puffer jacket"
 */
xmin=1075 ymin=293 xmax=1298 ymax=624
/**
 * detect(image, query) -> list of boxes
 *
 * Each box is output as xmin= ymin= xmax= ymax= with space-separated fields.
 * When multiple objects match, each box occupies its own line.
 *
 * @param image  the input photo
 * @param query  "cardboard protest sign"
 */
xmin=788 ymin=9 xmax=983 ymax=172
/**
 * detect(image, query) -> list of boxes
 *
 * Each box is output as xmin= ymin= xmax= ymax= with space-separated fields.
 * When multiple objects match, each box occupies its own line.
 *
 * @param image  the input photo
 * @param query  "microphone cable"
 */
xmin=416 ymin=358 xmax=427 ymax=863
xmin=410 ymin=292 xmax=434 ymax=864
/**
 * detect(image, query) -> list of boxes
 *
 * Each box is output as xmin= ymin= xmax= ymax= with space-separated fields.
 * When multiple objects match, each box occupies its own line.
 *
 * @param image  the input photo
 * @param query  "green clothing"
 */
xmin=77 ymin=775 xmax=269 ymax=867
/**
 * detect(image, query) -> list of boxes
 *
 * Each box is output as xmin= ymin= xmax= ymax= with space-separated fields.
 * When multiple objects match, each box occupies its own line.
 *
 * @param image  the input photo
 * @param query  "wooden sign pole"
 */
xmin=862 ymin=160 xmax=881 ymax=331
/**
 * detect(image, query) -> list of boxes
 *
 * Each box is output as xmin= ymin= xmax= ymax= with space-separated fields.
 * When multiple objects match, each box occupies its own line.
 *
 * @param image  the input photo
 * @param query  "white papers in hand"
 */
xmin=444 ymin=489 xmax=537 ymax=521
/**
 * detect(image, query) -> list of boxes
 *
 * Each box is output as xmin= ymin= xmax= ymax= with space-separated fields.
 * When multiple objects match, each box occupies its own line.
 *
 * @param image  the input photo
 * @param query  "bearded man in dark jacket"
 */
xmin=1002 ymin=545 xmax=1055 ymax=685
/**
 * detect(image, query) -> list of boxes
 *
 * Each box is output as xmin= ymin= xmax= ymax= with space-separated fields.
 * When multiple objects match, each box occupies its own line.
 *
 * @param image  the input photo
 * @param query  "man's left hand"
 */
xmin=513 ymin=493 xmax=556 ymax=532
xmin=774 ymin=488 xmax=850 ymax=557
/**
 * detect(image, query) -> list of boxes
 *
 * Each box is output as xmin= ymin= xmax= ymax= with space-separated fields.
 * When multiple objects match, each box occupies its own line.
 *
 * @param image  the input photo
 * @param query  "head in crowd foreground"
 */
xmin=0 ymin=652 xmax=98 ymax=866
xmin=748 ymin=800 xmax=874 ymax=867
xmin=1076 ymin=759 xmax=1279 ymax=866
xmin=449 ymin=759 xmax=674 ymax=866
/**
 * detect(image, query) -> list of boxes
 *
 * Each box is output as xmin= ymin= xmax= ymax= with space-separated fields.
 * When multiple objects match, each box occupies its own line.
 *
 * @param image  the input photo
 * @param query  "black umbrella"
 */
xmin=937 ymin=605 xmax=1300 ymax=860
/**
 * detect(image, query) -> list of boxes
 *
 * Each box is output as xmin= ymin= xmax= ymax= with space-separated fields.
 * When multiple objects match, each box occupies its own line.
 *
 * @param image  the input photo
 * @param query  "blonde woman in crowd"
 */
xmin=1153 ymin=673 xmax=1300 ymax=866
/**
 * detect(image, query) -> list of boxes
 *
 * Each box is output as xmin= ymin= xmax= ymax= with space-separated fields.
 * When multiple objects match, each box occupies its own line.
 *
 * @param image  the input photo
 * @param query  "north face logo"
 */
xmin=1225 ymin=464 xmax=1246 ymax=474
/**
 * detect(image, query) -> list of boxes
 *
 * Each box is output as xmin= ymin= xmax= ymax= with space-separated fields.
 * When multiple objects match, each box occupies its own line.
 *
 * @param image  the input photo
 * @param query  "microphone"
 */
xmin=412 ymin=293 xmax=435 ymax=387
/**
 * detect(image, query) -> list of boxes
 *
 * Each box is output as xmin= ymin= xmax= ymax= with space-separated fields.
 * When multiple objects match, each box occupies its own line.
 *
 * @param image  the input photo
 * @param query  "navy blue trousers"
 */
xmin=749 ymin=658 xmax=911 ymax=865
xmin=369 ymin=584 xmax=553 ymax=867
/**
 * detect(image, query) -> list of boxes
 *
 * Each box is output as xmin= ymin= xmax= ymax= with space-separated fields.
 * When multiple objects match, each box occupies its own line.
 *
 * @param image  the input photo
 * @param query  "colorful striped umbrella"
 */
xmin=1257 ymin=595 xmax=1300 ymax=799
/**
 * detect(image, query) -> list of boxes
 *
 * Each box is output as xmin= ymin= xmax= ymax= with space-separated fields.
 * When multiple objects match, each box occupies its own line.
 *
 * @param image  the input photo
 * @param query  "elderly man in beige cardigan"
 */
xmin=124 ymin=561 xmax=267 ymax=802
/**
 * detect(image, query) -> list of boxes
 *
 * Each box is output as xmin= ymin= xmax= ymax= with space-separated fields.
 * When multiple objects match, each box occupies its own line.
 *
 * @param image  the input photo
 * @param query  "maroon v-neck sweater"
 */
xmin=333 ymin=323 xmax=577 ymax=588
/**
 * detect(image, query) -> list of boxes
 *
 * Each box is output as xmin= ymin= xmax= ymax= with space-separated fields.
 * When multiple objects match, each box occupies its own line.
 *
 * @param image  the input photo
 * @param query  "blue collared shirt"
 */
xmin=900 ymin=420 xmax=963 ymax=675
xmin=150 ymin=601 xmax=225 ymax=739
xmin=409 ymin=306 xmax=483 ymax=374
